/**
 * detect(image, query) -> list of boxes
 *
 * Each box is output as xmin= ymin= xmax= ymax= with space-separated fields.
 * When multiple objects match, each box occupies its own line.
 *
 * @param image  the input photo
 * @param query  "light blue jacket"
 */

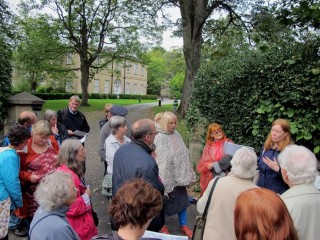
xmin=0 ymin=147 xmax=23 ymax=209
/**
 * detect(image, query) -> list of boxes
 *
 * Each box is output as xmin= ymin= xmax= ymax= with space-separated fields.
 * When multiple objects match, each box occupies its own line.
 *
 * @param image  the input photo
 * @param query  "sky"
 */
xmin=8 ymin=0 xmax=183 ymax=51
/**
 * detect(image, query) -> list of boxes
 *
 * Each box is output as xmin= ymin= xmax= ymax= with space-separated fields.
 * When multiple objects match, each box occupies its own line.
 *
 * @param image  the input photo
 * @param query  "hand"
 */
xmin=52 ymin=124 xmax=58 ymax=134
xmin=207 ymin=162 xmax=214 ymax=170
xmin=262 ymin=156 xmax=280 ymax=172
xmin=68 ymin=130 xmax=73 ymax=135
xmin=85 ymin=188 xmax=92 ymax=197
xmin=29 ymin=173 xmax=42 ymax=183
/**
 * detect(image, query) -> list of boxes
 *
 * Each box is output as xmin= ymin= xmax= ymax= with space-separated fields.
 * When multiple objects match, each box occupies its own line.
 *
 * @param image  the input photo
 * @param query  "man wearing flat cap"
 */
xmin=98 ymin=105 xmax=131 ymax=175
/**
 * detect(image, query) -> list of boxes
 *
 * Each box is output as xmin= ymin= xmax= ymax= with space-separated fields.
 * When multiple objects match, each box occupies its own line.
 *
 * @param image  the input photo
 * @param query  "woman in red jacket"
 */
xmin=197 ymin=123 xmax=232 ymax=195
xmin=57 ymin=139 xmax=98 ymax=240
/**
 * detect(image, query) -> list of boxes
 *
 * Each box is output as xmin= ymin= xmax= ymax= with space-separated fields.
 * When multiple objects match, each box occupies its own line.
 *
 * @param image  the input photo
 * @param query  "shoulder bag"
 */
xmin=192 ymin=177 xmax=220 ymax=240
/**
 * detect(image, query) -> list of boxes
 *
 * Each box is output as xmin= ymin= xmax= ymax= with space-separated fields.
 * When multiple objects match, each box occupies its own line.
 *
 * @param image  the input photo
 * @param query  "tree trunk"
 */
xmin=177 ymin=0 xmax=204 ymax=117
xmin=80 ymin=60 xmax=90 ymax=106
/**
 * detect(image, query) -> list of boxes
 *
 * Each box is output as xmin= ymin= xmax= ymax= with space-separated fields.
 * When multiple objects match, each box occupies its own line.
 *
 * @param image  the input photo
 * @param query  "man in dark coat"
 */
xmin=57 ymin=95 xmax=90 ymax=138
xmin=112 ymin=119 xmax=165 ymax=232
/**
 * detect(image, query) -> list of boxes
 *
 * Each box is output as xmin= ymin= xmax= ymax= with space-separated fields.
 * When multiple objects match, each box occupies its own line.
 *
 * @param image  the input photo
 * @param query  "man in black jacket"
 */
xmin=57 ymin=95 xmax=90 ymax=139
xmin=112 ymin=118 xmax=165 ymax=232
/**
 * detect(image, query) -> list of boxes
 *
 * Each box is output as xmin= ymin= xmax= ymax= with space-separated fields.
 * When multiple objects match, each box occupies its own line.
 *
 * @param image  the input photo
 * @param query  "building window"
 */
xmin=94 ymin=79 xmax=99 ymax=93
xmin=133 ymin=83 xmax=137 ymax=94
xmin=104 ymin=80 xmax=110 ymax=93
xmin=126 ymin=66 xmax=131 ymax=73
xmin=141 ymin=65 xmax=145 ymax=76
xmin=116 ymin=62 xmax=121 ymax=71
xmin=140 ymin=84 xmax=144 ymax=94
xmin=66 ymin=53 xmax=73 ymax=65
xmin=126 ymin=82 xmax=130 ymax=94
xmin=134 ymin=64 xmax=138 ymax=75
xmin=114 ymin=79 xmax=121 ymax=94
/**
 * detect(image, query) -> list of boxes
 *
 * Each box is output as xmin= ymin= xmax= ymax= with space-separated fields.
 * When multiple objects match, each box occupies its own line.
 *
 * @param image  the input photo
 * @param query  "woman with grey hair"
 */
xmin=197 ymin=147 xmax=258 ymax=240
xmin=44 ymin=109 xmax=68 ymax=145
xmin=29 ymin=171 xmax=79 ymax=239
xmin=102 ymin=116 xmax=131 ymax=197
xmin=279 ymin=144 xmax=320 ymax=239
xmin=57 ymin=139 xmax=98 ymax=240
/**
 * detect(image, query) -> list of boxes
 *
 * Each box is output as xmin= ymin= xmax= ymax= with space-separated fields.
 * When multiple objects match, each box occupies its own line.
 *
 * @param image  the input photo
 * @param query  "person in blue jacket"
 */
xmin=257 ymin=118 xmax=292 ymax=194
xmin=0 ymin=124 xmax=30 ymax=240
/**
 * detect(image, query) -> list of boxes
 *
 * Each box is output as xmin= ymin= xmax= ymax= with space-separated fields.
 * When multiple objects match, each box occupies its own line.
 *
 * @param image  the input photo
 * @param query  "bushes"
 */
xmin=188 ymin=38 xmax=320 ymax=156
xmin=32 ymin=92 xmax=157 ymax=100
xmin=0 ymin=37 xmax=12 ymax=130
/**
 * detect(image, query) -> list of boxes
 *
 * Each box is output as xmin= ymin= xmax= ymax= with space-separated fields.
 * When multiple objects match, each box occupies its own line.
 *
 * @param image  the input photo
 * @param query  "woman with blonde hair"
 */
xmin=256 ymin=118 xmax=292 ymax=194
xmin=234 ymin=188 xmax=298 ymax=240
xmin=197 ymin=123 xmax=232 ymax=195
xmin=154 ymin=111 xmax=196 ymax=237
xmin=17 ymin=120 xmax=59 ymax=224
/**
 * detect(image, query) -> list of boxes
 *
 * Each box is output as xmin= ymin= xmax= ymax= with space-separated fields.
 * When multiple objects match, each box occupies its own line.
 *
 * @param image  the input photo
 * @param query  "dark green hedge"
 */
xmin=32 ymin=93 xmax=157 ymax=100
xmin=188 ymin=39 xmax=320 ymax=156
xmin=0 ymin=38 xmax=12 ymax=130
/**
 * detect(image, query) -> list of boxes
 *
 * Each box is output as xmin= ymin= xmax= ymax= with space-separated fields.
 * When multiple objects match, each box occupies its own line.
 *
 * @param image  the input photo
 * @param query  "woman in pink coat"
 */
xmin=57 ymin=139 xmax=98 ymax=240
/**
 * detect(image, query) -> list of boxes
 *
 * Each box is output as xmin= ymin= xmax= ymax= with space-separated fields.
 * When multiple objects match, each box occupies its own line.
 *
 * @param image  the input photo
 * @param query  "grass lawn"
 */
xmin=43 ymin=99 xmax=157 ymax=112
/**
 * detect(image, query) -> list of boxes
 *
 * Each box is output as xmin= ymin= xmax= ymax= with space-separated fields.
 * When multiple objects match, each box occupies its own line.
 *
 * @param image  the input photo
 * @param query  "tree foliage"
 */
xmin=13 ymin=15 xmax=74 ymax=92
xmin=188 ymin=29 xmax=320 ymax=156
xmin=19 ymin=0 xmax=163 ymax=106
xmin=0 ymin=0 xmax=13 ymax=129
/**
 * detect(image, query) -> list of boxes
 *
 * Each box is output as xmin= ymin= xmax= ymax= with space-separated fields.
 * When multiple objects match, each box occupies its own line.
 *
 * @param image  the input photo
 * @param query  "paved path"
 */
xmin=10 ymin=100 xmax=198 ymax=239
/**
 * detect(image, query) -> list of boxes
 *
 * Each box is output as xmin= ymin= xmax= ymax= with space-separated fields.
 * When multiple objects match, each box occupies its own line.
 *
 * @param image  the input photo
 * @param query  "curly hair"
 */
xmin=109 ymin=179 xmax=162 ymax=228
xmin=35 ymin=171 xmax=74 ymax=211
xmin=8 ymin=123 xmax=30 ymax=147
xmin=234 ymin=188 xmax=298 ymax=240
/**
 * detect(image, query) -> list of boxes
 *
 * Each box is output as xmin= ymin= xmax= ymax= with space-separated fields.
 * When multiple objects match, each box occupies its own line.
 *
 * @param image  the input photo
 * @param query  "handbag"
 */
xmin=102 ymin=173 xmax=113 ymax=198
xmin=192 ymin=177 xmax=220 ymax=240
xmin=91 ymin=208 xmax=99 ymax=226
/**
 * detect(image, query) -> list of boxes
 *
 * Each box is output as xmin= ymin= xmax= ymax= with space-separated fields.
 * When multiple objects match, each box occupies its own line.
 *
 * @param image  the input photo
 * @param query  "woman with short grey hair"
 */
xmin=29 ymin=171 xmax=79 ymax=239
xmin=197 ymin=147 xmax=258 ymax=240
xmin=44 ymin=109 xmax=68 ymax=145
xmin=102 ymin=116 xmax=131 ymax=197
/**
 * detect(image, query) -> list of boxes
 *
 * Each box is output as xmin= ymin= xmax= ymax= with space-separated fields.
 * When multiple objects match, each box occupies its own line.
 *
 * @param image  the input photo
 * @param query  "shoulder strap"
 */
xmin=202 ymin=177 xmax=220 ymax=218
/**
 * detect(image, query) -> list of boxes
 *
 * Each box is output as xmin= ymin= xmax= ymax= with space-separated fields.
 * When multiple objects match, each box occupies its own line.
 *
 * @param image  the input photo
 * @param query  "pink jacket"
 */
xmin=57 ymin=164 xmax=98 ymax=240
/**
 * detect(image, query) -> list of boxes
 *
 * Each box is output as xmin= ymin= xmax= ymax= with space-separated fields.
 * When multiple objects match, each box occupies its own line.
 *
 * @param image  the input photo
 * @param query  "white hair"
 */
xmin=35 ymin=171 xmax=73 ymax=211
xmin=230 ymin=147 xmax=258 ymax=179
xmin=278 ymin=145 xmax=318 ymax=185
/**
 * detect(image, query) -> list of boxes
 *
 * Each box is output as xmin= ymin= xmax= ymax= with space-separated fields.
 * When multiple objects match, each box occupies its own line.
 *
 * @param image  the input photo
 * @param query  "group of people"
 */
xmin=0 ymin=95 xmax=97 ymax=240
xmin=1 ymin=95 xmax=319 ymax=240
xmin=196 ymin=118 xmax=320 ymax=240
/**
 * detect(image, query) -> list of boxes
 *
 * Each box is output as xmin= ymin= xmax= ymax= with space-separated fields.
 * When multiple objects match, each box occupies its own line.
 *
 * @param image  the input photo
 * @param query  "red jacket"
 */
xmin=197 ymin=138 xmax=232 ymax=195
xmin=58 ymin=164 xmax=98 ymax=240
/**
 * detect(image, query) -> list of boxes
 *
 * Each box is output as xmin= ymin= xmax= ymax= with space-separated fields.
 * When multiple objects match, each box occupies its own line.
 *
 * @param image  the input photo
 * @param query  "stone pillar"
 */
xmin=3 ymin=92 xmax=45 ymax=135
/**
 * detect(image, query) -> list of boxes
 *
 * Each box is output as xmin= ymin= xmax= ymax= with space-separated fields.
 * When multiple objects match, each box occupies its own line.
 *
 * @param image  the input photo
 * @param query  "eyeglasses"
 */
xmin=148 ymin=131 xmax=158 ymax=136
xmin=212 ymin=130 xmax=222 ymax=135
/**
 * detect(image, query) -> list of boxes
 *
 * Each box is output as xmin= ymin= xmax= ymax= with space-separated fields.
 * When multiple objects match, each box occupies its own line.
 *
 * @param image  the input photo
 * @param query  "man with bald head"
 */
xmin=1 ymin=111 xmax=37 ymax=147
xmin=18 ymin=111 xmax=37 ymax=129
xmin=112 ymin=118 xmax=164 ymax=232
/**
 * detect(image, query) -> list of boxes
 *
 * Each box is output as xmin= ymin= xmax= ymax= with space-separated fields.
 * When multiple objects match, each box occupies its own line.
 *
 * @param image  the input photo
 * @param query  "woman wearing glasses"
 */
xmin=197 ymin=123 xmax=232 ymax=195
xmin=154 ymin=111 xmax=196 ymax=238
xmin=57 ymin=139 xmax=98 ymax=240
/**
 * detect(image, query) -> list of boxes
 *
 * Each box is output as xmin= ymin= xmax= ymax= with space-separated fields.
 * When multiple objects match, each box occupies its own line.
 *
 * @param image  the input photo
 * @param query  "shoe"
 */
xmin=14 ymin=227 xmax=28 ymax=237
xmin=159 ymin=225 xmax=170 ymax=234
xmin=181 ymin=225 xmax=193 ymax=238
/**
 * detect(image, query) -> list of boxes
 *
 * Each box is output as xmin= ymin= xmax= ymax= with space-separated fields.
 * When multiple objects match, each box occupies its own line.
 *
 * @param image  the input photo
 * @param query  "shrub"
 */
xmin=188 ymin=38 xmax=320 ymax=156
